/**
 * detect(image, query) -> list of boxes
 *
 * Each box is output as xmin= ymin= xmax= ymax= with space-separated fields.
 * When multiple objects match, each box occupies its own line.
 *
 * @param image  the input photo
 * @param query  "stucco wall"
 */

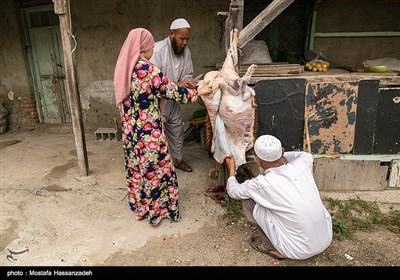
xmin=0 ymin=0 xmax=230 ymax=132
xmin=0 ymin=0 xmax=36 ymax=130
xmin=1 ymin=0 xmax=399 ymax=132
xmin=70 ymin=0 xmax=230 ymax=131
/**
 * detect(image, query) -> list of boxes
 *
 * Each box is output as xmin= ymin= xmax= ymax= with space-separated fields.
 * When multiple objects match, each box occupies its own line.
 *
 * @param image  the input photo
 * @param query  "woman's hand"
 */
xmin=197 ymin=81 xmax=212 ymax=96
xmin=181 ymin=77 xmax=197 ymax=89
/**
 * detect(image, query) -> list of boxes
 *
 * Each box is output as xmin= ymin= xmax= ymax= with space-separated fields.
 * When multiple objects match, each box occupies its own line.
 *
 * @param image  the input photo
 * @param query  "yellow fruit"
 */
xmin=306 ymin=60 xmax=330 ymax=72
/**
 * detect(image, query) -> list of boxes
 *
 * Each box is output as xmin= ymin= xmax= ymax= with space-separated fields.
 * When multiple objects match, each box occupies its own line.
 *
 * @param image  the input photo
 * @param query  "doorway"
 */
xmin=22 ymin=5 xmax=70 ymax=123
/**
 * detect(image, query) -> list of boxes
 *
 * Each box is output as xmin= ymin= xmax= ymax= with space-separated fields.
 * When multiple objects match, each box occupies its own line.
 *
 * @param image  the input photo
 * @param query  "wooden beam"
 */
xmin=53 ymin=0 xmax=66 ymax=14
xmin=223 ymin=0 xmax=244 ymax=53
xmin=53 ymin=0 xmax=89 ymax=176
xmin=238 ymin=0 xmax=295 ymax=48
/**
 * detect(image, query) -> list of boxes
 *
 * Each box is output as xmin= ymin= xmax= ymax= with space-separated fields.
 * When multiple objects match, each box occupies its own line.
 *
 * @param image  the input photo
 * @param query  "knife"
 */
xmin=192 ymin=73 xmax=204 ymax=82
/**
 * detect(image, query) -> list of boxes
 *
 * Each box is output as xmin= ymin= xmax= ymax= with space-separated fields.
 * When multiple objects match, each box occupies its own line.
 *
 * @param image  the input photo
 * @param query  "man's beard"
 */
xmin=171 ymin=38 xmax=185 ymax=56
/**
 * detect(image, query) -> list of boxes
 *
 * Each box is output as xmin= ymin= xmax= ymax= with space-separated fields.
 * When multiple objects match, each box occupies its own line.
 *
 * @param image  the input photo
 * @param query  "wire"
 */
xmin=67 ymin=0 xmax=77 ymax=54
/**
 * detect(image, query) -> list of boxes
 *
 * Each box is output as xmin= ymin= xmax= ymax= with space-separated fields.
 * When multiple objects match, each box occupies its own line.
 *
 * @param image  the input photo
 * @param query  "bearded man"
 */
xmin=150 ymin=18 xmax=195 ymax=172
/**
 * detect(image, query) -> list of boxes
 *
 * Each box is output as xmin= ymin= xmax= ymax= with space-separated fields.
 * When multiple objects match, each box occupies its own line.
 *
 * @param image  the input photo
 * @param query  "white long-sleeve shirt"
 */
xmin=227 ymin=151 xmax=332 ymax=260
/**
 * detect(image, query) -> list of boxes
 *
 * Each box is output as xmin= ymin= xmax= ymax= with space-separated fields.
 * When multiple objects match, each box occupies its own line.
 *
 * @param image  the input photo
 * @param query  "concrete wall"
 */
xmin=70 ymin=0 xmax=230 ymax=131
xmin=0 ymin=0 xmax=38 ymax=130
xmin=0 ymin=0 xmax=230 ymax=132
xmin=1 ymin=0 xmax=399 ymax=133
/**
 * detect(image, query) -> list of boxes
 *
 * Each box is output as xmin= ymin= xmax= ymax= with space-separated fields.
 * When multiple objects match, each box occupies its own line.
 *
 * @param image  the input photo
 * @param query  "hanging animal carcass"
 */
xmin=198 ymin=29 xmax=257 ymax=169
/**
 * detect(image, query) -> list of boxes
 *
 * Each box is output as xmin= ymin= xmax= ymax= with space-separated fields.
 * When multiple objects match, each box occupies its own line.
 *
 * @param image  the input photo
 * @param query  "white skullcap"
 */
xmin=170 ymin=18 xmax=191 ymax=30
xmin=254 ymin=135 xmax=282 ymax=162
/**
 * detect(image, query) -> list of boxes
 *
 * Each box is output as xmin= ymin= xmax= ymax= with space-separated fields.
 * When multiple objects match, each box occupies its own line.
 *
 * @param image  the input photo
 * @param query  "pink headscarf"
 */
xmin=113 ymin=28 xmax=155 ymax=106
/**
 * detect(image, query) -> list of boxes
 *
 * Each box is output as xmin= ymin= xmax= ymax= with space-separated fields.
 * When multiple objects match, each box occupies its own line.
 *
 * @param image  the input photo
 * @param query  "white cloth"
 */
xmin=226 ymin=151 xmax=332 ymax=260
xmin=149 ymin=37 xmax=193 ymax=160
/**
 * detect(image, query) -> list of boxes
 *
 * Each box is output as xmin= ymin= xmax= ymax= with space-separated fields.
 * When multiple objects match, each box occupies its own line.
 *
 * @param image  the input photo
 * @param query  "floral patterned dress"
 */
xmin=119 ymin=60 xmax=197 ymax=226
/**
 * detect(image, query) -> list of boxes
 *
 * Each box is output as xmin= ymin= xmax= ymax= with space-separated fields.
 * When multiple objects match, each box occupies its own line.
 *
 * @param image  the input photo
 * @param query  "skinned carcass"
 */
xmin=198 ymin=29 xmax=257 ymax=169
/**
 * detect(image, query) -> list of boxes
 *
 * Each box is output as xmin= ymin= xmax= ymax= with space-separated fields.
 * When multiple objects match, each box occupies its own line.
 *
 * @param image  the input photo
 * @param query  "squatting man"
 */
xmin=225 ymin=134 xmax=333 ymax=260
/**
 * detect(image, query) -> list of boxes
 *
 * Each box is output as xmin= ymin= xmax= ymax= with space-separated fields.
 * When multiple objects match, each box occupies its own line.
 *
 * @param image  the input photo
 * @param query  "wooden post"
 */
xmin=223 ymin=0 xmax=244 ymax=53
xmin=216 ymin=1 xmax=245 ymax=188
xmin=53 ymin=0 xmax=89 ymax=176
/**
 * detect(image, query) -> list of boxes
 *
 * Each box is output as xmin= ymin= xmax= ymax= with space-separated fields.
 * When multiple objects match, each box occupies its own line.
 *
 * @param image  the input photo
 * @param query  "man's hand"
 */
xmin=225 ymin=156 xmax=236 ymax=177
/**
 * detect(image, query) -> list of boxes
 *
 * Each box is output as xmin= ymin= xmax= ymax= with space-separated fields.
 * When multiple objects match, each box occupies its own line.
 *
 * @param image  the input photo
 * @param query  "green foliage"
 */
xmin=325 ymin=255 xmax=346 ymax=266
xmin=220 ymin=193 xmax=244 ymax=225
xmin=221 ymin=193 xmax=400 ymax=240
xmin=383 ymin=209 xmax=400 ymax=233
xmin=327 ymin=197 xmax=399 ymax=240
xmin=332 ymin=218 xmax=349 ymax=239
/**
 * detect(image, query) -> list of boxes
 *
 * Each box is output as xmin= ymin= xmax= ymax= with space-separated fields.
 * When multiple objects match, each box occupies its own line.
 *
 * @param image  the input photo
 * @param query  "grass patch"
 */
xmin=384 ymin=209 xmax=400 ymax=233
xmin=325 ymin=255 xmax=346 ymax=266
xmin=220 ymin=194 xmax=400 ymax=239
xmin=220 ymin=193 xmax=244 ymax=225
xmin=327 ymin=197 xmax=400 ymax=240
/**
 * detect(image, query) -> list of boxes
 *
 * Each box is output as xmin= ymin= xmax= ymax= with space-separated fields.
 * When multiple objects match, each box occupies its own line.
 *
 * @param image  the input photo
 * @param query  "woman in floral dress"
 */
xmin=113 ymin=28 xmax=211 ymax=226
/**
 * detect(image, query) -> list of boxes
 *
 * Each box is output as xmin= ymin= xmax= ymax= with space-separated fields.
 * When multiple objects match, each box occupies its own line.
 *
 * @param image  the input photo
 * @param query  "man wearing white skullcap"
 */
xmin=225 ymin=134 xmax=333 ymax=260
xmin=253 ymin=135 xmax=283 ymax=162
xmin=150 ymin=18 xmax=195 ymax=172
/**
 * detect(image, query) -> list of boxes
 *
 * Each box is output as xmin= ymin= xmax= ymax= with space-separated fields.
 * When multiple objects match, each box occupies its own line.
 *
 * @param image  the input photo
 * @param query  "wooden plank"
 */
xmin=238 ymin=0 xmax=295 ymax=48
xmin=242 ymin=62 xmax=289 ymax=66
xmin=54 ymin=0 xmax=89 ymax=176
xmin=351 ymin=72 xmax=398 ymax=76
xmin=242 ymin=69 xmax=303 ymax=75
xmin=240 ymin=64 xmax=304 ymax=76
xmin=388 ymin=160 xmax=400 ymax=188
xmin=241 ymin=66 xmax=303 ymax=71
xmin=247 ymin=71 xmax=303 ymax=76
xmin=314 ymin=159 xmax=388 ymax=191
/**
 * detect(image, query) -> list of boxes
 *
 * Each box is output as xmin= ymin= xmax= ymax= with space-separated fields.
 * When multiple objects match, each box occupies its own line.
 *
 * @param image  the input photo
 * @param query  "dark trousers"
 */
xmin=242 ymin=199 xmax=276 ymax=251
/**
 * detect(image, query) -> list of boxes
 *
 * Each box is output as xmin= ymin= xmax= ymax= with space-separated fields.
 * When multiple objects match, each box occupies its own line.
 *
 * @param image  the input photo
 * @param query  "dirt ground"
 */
xmin=1 ymin=126 xmax=400 ymax=269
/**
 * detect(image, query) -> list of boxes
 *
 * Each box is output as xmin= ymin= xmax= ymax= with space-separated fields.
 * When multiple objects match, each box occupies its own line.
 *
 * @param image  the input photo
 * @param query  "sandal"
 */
xmin=174 ymin=160 xmax=193 ymax=172
xmin=249 ymin=236 xmax=286 ymax=260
